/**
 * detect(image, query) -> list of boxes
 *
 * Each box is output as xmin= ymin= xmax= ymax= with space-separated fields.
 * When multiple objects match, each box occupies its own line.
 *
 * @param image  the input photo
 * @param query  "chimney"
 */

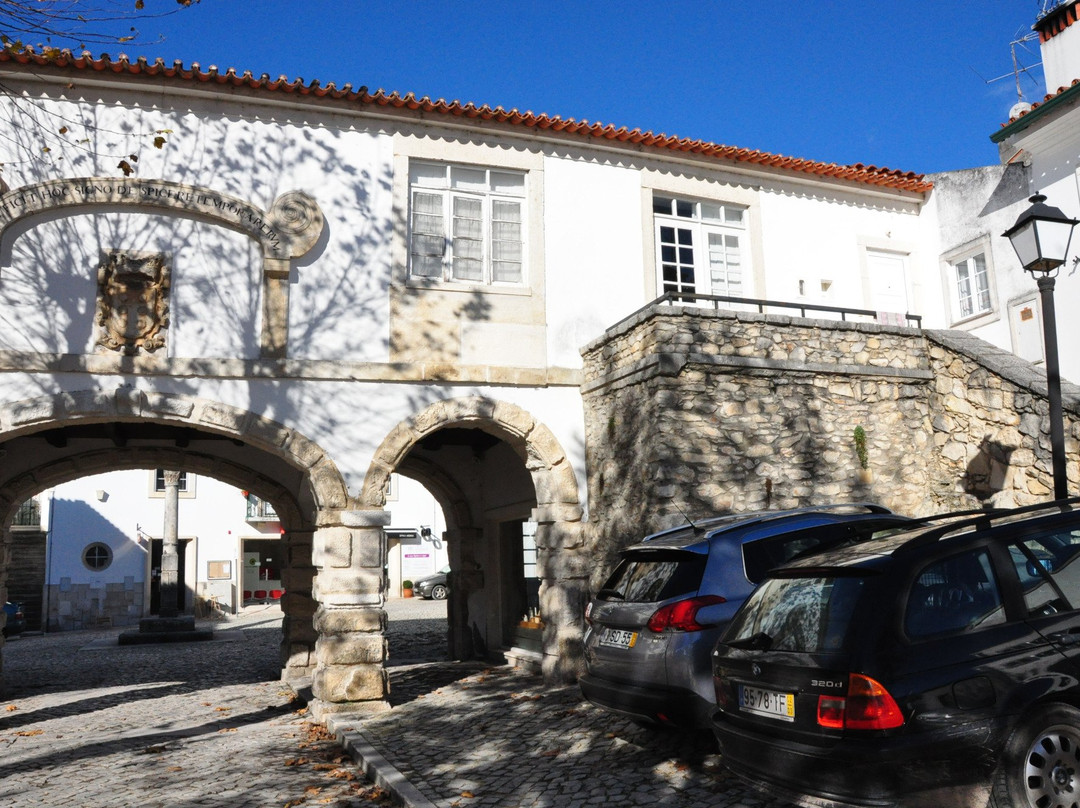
xmin=1035 ymin=1 xmax=1080 ymax=93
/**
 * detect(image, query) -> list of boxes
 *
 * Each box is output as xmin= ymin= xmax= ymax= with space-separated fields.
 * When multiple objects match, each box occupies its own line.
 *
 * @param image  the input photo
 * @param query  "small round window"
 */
xmin=82 ymin=542 xmax=113 ymax=571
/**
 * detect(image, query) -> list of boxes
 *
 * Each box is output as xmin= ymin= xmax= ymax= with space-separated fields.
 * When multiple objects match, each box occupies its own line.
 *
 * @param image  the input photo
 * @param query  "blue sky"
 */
xmin=78 ymin=1 xmax=1054 ymax=175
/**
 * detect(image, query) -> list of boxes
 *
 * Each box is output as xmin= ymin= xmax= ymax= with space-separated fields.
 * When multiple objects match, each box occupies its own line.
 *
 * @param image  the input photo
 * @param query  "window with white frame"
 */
xmin=154 ymin=469 xmax=189 ymax=492
xmin=951 ymin=252 xmax=992 ymax=320
xmin=409 ymin=162 xmax=526 ymax=285
xmin=653 ymin=195 xmax=748 ymax=298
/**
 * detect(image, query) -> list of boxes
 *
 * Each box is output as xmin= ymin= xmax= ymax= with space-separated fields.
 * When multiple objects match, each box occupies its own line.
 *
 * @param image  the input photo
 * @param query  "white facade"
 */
xmin=933 ymin=5 xmax=1080 ymax=387
xmin=38 ymin=470 xmax=446 ymax=629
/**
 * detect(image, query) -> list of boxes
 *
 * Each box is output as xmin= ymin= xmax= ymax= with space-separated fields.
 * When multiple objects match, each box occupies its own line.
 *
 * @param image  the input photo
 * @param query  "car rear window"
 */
xmin=724 ymin=574 xmax=867 ymax=652
xmin=741 ymin=520 xmax=903 ymax=583
xmin=600 ymin=550 xmax=707 ymax=603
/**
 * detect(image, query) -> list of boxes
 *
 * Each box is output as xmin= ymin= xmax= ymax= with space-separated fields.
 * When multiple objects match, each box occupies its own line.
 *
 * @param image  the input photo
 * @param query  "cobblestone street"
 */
xmin=0 ymin=605 xmax=393 ymax=808
xmin=0 ymin=598 xmax=796 ymax=808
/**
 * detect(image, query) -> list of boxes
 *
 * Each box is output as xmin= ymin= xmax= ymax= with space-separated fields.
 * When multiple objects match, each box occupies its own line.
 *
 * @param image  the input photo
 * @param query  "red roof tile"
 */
xmin=999 ymin=77 xmax=1080 ymax=128
xmin=0 ymin=49 xmax=932 ymax=194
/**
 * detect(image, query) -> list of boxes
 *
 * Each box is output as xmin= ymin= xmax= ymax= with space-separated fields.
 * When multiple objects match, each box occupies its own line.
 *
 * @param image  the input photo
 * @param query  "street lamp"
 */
xmin=1002 ymin=193 xmax=1079 ymax=500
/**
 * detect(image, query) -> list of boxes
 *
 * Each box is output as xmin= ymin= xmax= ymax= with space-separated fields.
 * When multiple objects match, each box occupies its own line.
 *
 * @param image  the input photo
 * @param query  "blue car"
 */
xmin=3 ymin=601 xmax=26 ymax=637
xmin=579 ymin=504 xmax=911 ymax=729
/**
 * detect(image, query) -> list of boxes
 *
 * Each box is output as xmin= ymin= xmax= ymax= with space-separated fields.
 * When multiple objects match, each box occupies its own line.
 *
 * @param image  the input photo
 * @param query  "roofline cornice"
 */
xmin=0 ymin=49 xmax=933 ymax=196
xmin=991 ymin=80 xmax=1080 ymax=143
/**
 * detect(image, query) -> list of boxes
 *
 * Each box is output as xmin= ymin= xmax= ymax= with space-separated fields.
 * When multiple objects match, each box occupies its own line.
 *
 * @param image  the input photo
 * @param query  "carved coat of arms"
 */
xmin=95 ymin=251 xmax=171 ymax=355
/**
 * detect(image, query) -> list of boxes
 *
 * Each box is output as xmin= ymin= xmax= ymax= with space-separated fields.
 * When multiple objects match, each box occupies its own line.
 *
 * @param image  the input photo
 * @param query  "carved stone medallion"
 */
xmin=95 ymin=250 xmax=171 ymax=355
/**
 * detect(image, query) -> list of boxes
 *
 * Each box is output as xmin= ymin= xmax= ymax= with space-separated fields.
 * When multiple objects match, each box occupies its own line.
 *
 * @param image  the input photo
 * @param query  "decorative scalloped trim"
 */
xmin=0 ymin=49 xmax=932 ymax=193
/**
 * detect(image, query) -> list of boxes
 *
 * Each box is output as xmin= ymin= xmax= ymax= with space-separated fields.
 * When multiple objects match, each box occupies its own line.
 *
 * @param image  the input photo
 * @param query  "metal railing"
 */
xmin=245 ymin=496 xmax=278 ymax=521
xmin=651 ymin=291 xmax=922 ymax=328
xmin=12 ymin=499 xmax=40 ymax=527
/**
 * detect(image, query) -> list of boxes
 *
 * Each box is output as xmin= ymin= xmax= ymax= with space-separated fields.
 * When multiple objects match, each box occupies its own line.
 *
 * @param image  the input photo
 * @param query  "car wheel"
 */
xmin=431 ymin=584 xmax=447 ymax=600
xmin=992 ymin=703 xmax=1080 ymax=808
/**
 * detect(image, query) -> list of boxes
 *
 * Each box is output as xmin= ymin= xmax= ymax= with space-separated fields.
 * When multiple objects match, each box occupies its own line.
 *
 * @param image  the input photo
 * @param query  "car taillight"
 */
xmin=816 ymin=673 xmax=903 ymax=730
xmin=646 ymin=595 xmax=726 ymax=632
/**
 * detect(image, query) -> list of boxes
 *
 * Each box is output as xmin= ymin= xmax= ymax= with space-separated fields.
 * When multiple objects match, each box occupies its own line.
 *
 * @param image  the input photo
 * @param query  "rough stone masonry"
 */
xmin=580 ymin=304 xmax=1080 ymax=587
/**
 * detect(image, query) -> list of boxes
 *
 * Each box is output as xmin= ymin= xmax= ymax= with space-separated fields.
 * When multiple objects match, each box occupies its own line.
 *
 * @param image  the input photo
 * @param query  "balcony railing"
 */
xmin=245 ymin=496 xmax=278 ymax=522
xmin=12 ymin=499 xmax=40 ymax=528
xmin=648 ymin=292 xmax=923 ymax=328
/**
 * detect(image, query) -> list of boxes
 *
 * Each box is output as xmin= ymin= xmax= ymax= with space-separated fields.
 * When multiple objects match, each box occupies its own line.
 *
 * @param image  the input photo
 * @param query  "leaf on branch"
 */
xmin=153 ymin=136 xmax=166 ymax=149
xmin=135 ymin=1 xmax=145 ymax=8
xmin=118 ymin=36 xmax=134 ymax=43
xmin=118 ymin=160 xmax=134 ymax=176
xmin=58 ymin=127 xmax=68 ymax=135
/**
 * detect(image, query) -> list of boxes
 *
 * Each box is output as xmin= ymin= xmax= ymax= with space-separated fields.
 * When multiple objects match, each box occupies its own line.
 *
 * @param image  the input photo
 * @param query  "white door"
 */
xmin=1009 ymin=295 xmax=1044 ymax=364
xmin=867 ymin=251 xmax=909 ymax=321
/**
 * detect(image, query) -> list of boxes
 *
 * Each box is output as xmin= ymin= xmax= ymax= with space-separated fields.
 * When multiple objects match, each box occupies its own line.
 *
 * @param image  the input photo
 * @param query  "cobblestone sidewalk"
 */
xmin=0 ymin=607 xmax=393 ymax=808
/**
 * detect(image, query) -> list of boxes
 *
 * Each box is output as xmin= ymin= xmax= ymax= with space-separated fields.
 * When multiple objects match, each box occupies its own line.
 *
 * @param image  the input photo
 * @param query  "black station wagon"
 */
xmin=711 ymin=498 xmax=1080 ymax=808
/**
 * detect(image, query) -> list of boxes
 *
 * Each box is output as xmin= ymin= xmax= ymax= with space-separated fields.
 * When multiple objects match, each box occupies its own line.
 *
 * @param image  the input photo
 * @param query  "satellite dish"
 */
xmin=1010 ymin=101 xmax=1033 ymax=119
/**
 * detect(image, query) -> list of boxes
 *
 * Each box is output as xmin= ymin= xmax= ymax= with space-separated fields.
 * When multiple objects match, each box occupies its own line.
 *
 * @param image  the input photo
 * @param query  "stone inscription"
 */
xmin=0 ymin=179 xmax=321 ymax=259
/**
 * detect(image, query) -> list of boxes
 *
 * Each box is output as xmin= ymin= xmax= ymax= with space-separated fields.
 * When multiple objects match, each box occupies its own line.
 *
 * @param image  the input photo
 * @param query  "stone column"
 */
xmin=159 ymin=470 xmax=181 ymax=618
xmin=445 ymin=528 xmax=484 ymax=660
xmin=310 ymin=509 xmax=389 ymax=718
xmin=280 ymin=528 xmax=317 ymax=681
xmin=533 ymin=504 xmax=588 ymax=683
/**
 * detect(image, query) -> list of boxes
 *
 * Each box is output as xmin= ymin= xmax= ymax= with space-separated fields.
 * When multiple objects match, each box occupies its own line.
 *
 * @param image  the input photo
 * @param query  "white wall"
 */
xmin=42 ymin=467 xmax=448 ymax=623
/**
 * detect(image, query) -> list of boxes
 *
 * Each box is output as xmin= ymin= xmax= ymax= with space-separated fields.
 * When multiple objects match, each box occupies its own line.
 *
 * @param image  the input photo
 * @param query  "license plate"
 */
xmin=598 ymin=628 xmax=638 ymax=649
xmin=739 ymin=685 xmax=795 ymax=721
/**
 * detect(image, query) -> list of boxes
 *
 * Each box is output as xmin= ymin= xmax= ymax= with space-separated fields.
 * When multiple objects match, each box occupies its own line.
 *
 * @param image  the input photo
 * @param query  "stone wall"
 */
xmin=581 ymin=305 xmax=1080 ymax=588
xmin=45 ymin=578 xmax=143 ymax=630
xmin=926 ymin=330 xmax=1080 ymax=506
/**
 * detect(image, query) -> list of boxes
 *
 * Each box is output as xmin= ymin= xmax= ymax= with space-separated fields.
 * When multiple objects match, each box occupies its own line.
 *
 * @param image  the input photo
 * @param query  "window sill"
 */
xmin=402 ymin=277 xmax=533 ymax=297
xmin=949 ymin=309 xmax=999 ymax=329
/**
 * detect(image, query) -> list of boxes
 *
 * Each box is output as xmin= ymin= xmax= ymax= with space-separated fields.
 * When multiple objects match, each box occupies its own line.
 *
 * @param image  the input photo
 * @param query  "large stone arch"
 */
xmin=0 ymin=386 xmax=354 ymax=694
xmin=361 ymin=395 xmax=587 ymax=683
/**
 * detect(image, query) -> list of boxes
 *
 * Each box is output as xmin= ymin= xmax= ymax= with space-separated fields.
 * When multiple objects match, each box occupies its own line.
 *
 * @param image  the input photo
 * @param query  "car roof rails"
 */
xmin=900 ymin=496 xmax=1080 ymax=551
xmin=641 ymin=502 xmax=894 ymax=542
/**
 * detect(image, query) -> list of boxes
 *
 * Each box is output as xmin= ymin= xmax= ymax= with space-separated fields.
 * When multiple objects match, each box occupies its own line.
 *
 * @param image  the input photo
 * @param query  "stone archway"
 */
xmin=361 ymin=396 xmax=587 ymax=683
xmin=0 ymin=386 xmax=352 ymax=695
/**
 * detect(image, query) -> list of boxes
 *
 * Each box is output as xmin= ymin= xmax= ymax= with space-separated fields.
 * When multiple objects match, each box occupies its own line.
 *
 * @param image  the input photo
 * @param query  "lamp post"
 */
xmin=1003 ymin=193 xmax=1079 ymax=500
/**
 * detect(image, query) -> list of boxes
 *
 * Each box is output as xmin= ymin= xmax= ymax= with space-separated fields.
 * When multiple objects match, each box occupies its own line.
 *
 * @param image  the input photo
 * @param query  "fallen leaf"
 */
xmin=461 ymin=791 xmax=475 ymax=798
xmin=14 ymin=729 xmax=44 ymax=737
xmin=5 ymin=705 xmax=16 ymax=712
xmin=167 ymin=766 xmax=182 ymax=772
xmin=217 ymin=727 xmax=238 ymax=734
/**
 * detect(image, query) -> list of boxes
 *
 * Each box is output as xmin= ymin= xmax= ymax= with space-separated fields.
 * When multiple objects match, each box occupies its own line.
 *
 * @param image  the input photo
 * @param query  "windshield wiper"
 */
xmin=725 ymin=631 xmax=773 ymax=650
xmin=596 ymin=588 xmax=625 ymax=600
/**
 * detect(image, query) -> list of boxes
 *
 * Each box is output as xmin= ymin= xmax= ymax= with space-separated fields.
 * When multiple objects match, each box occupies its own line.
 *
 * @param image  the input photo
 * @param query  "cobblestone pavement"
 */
xmin=1 ymin=598 xmax=797 ymax=808
xmin=0 ymin=604 xmax=393 ymax=808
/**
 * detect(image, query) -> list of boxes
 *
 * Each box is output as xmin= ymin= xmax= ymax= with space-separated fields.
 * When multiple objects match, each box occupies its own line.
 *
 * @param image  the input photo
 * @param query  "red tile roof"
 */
xmin=998 ymin=77 xmax=1080 ymax=129
xmin=0 ymin=49 xmax=932 ymax=194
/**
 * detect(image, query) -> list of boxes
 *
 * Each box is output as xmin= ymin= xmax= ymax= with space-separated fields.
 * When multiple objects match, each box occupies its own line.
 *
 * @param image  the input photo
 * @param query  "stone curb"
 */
xmin=325 ymin=714 xmax=439 ymax=808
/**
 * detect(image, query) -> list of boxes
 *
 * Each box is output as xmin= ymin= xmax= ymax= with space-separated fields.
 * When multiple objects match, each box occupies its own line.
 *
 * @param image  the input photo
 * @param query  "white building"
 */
xmin=37 ymin=470 xmax=447 ymax=630
xmin=931 ymin=2 xmax=1080 ymax=384
xmin=0 ymin=5 xmax=1074 ymax=711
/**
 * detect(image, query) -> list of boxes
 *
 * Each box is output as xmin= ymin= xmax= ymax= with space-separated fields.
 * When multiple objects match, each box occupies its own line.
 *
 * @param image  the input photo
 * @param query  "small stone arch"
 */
xmin=361 ymin=395 xmax=587 ymax=683
xmin=360 ymin=396 xmax=581 ymax=514
xmin=0 ymin=386 xmax=353 ymax=692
